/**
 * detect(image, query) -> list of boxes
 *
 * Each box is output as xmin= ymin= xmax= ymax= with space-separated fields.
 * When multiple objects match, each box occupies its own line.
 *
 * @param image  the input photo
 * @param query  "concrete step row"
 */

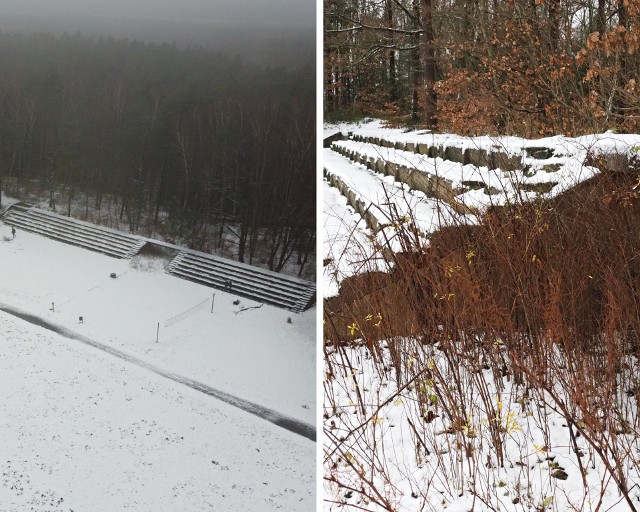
xmin=168 ymin=252 xmax=313 ymax=298
xmin=292 ymin=286 xmax=316 ymax=313
xmin=323 ymin=148 xmax=467 ymax=258
xmin=3 ymin=206 xmax=145 ymax=259
xmin=330 ymin=141 xmax=474 ymax=214
xmin=27 ymin=208 xmax=143 ymax=248
xmin=3 ymin=202 xmax=32 ymax=215
xmin=329 ymin=138 xmax=568 ymax=210
xmin=167 ymin=251 xmax=316 ymax=313
xmin=349 ymin=133 xmax=526 ymax=172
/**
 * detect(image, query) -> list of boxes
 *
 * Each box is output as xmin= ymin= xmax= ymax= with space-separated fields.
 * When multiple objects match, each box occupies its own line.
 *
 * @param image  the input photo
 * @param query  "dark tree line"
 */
xmin=0 ymin=31 xmax=315 ymax=275
xmin=0 ymin=16 xmax=315 ymax=69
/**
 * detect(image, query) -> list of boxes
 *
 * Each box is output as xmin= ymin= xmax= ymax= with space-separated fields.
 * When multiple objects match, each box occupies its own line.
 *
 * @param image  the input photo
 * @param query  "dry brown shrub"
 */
xmin=325 ymin=169 xmax=640 ymax=509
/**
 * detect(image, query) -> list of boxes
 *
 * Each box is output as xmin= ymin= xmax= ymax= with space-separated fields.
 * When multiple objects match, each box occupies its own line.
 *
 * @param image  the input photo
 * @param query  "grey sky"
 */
xmin=0 ymin=0 xmax=315 ymax=27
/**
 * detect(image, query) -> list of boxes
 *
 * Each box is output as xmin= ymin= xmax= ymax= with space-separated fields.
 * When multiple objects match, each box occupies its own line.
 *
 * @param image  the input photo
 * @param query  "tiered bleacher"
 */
xmin=1 ymin=203 xmax=316 ymax=312
xmin=167 ymin=251 xmax=315 ymax=313
xmin=2 ymin=204 xmax=145 ymax=258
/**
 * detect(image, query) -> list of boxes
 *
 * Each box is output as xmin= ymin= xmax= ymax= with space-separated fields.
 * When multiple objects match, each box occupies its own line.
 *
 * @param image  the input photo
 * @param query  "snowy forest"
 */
xmin=324 ymin=0 xmax=640 ymax=136
xmin=0 ymin=30 xmax=315 ymax=275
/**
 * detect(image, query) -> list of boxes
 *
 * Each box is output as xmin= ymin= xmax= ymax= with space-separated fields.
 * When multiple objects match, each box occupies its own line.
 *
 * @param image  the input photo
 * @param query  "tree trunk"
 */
xmin=421 ymin=0 xmax=438 ymax=129
xmin=411 ymin=0 xmax=422 ymax=124
xmin=297 ymin=231 xmax=314 ymax=277
xmin=238 ymin=218 xmax=248 ymax=263
xmin=386 ymin=0 xmax=397 ymax=102
xmin=597 ymin=0 xmax=606 ymax=34
xmin=548 ymin=0 xmax=561 ymax=50
xmin=68 ymin=186 xmax=73 ymax=217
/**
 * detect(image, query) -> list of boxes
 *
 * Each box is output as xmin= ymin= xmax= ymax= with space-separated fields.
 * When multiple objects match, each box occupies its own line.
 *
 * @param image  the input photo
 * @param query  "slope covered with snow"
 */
xmin=0 ymin=311 xmax=314 ymax=511
xmin=0 ymin=217 xmax=316 ymax=510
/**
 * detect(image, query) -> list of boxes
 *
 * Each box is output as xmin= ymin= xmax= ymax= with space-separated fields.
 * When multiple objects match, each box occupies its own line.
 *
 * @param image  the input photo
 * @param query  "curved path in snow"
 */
xmin=0 ymin=304 xmax=315 ymax=442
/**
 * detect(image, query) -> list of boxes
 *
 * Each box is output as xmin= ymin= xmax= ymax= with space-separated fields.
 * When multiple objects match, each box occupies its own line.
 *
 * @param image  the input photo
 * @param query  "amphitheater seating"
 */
xmin=2 ymin=204 xmax=145 ymax=258
xmin=167 ymin=251 xmax=315 ymax=313
xmin=1 ymin=203 xmax=316 ymax=313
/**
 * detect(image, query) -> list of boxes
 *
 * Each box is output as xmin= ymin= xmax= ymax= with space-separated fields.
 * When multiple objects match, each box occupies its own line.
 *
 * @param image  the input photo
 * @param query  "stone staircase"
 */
xmin=323 ymin=145 xmax=473 ymax=257
xmin=167 ymin=250 xmax=316 ymax=313
xmin=329 ymin=140 xmax=473 ymax=214
xmin=2 ymin=204 xmax=145 ymax=258
xmin=329 ymin=138 xmax=575 ymax=211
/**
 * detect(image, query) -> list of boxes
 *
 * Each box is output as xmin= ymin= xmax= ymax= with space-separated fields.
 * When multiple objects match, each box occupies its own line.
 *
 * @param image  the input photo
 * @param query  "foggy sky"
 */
xmin=0 ymin=0 xmax=315 ymax=28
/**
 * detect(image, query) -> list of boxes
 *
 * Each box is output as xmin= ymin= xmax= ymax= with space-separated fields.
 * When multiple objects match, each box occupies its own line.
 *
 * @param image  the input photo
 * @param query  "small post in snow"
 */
xmin=156 ymin=322 xmax=160 ymax=343
xmin=51 ymin=302 xmax=55 ymax=312
xmin=211 ymin=293 xmax=215 ymax=313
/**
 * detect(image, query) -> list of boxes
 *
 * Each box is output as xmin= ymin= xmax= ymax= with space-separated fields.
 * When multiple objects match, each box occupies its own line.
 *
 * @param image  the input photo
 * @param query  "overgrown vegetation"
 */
xmin=324 ymin=168 xmax=640 ymax=509
xmin=325 ymin=0 xmax=640 ymax=135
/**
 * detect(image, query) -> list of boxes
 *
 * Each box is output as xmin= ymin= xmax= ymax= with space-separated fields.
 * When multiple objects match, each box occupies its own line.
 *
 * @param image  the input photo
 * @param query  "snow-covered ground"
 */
xmin=0 ymin=211 xmax=315 ymax=510
xmin=323 ymin=181 xmax=386 ymax=298
xmin=325 ymin=342 xmax=640 ymax=512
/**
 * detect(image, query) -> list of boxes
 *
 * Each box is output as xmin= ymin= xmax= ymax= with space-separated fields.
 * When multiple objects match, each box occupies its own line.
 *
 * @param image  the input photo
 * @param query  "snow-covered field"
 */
xmin=0 ymin=208 xmax=315 ymax=511
xmin=324 ymin=343 xmax=640 ymax=512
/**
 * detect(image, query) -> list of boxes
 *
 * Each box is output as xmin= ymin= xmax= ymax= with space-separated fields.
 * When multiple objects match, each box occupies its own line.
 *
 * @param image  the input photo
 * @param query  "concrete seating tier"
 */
xmin=167 ymin=251 xmax=315 ymax=313
xmin=3 ymin=205 xmax=145 ymax=258
xmin=1 ymin=203 xmax=316 ymax=313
